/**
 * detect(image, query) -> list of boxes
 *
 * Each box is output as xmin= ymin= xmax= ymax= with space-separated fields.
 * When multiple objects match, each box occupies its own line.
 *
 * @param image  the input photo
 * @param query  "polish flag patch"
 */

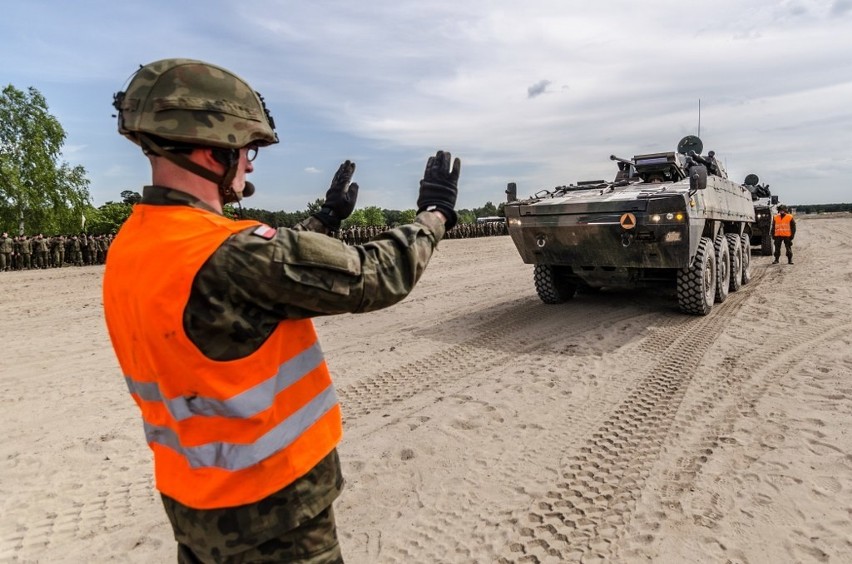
xmin=251 ymin=224 xmax=277 ymax=240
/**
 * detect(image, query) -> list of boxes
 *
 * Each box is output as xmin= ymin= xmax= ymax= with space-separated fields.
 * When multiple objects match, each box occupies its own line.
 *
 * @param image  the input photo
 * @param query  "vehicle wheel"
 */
xmin=533 ymin=264 xmax=577 ymax=304
xmin=726 ymin=233 xmax=742 ymax=293
xmin=761 ymin=235 xmax=773 ymax=256
xmin=740 ymin=233 xmax=752 ymax=285
xmin=714 ymin=233 xmax=730 ymax=303
xmin=677 ymin=236 xmax=716 ymax=315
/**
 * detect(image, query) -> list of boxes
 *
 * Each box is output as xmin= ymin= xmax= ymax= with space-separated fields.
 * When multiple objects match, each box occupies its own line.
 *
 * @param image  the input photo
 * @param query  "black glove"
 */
xmin=313 ymin=160 xmax=359 ymax=230
xmin=417 ymin=150 xmax=460 ymax=230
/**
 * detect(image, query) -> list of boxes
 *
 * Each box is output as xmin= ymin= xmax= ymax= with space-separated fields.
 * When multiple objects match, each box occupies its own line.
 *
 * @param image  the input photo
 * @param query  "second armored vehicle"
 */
xmin=743 ymin=174 xmax=778 ymax=256
xmin=504 ymin=136 xmax=755 ymax=315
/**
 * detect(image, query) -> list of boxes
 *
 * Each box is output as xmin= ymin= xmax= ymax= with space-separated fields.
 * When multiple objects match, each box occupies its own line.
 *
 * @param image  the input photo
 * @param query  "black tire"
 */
xmin=740 ymin=233 xmax=752 ymax=285
xmin=677 ymin=236 xmax=716 ymax=315
xmin=533 ymin=264 xmax=577 ymax=304
xmin=714 ymin=233 xmax=730 ymax=303
xmin=760 ymin=235 xmax=773 ymax=256
xmin=726 ymin=233 xmax=742 ymax=293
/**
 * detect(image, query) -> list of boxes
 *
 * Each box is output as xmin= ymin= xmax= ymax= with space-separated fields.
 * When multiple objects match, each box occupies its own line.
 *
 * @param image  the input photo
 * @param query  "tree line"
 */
xmin=84 ymin=192 xmax=504 ymax=235
xmin=793 ymin=203 xmax=852 ymax=214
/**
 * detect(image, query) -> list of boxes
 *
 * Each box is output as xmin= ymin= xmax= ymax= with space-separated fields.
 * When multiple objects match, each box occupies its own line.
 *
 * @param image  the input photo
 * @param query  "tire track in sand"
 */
xmin=337 ymin=298 xmax=643 ymax=431
xmin=494 ymin=276 xmax=763 ymax=563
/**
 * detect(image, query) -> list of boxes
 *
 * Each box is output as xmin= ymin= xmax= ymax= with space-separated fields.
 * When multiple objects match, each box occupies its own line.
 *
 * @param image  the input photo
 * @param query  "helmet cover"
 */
xmin=114 ymin=58 xmax=278 ymax=149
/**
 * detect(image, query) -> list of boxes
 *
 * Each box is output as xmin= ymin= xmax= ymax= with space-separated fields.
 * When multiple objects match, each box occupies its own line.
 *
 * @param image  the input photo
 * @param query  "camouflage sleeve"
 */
xmin=193 ymin=211 xmax=446 ymax=320
xmin=292 ymin=215 xmax=329 ymax=234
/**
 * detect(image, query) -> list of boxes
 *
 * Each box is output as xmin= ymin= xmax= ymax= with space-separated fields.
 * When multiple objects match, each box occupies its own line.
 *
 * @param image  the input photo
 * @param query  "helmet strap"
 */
xmin=210 ymin=148 xmax=242 ymax=204
xmin=137 ymin=133 xmax=243 ymax=205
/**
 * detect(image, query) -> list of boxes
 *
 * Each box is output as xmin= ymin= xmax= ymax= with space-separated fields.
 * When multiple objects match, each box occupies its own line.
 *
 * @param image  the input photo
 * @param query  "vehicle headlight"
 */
xmin=651 ymin=214 xmax=661 ymax=222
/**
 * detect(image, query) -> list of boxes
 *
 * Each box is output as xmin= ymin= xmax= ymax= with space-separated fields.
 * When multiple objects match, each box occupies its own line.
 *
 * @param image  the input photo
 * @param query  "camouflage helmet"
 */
xmin=113 ymin=58 xmax=278 ymax=150
xmin=777 ymin=204 xmax=788 ymax=212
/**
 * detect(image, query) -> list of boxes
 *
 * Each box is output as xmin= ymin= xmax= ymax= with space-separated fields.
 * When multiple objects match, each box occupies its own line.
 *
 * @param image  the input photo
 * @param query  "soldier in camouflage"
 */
xmin=19 ymin=235 xmax=32 ymax=270
xmin=70 ymin=235 xmax=83 ymax=266
xmin=35 ymin=234 xmax=49 ymax=269
xmin=52 ymin=235 xmax=65 ymax=267
xmin=105 ymin=58 xmax=460 ymax=564
xmin=0 ymin=232 xmax=12 ymax=271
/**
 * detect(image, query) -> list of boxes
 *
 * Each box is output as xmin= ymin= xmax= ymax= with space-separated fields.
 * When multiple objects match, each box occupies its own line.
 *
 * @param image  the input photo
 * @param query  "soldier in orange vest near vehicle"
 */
xmin=771 ymin=204 xmax=797 ymax=264
xmin=103 ymin=58 xmax=460 ymax=563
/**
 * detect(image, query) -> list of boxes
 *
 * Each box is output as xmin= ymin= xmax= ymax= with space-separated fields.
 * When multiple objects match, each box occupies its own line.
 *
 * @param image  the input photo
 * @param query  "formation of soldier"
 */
xmin=1 ymin=221 xmax=506 ymax=271
xmin=334 ymin=220 xmax=507 ymax=245
xmin=0 ymin=232 xmax=113 ymax=272
xmin=444 ymin=220 xmax=508 ymax=239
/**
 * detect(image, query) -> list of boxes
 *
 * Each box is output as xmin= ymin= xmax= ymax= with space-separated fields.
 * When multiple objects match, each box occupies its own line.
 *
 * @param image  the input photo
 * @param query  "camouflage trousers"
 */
xmin=160 ymin=451 xmax=345 ymax=563
xmin=164 ymin=504 xmax=342 ymax=564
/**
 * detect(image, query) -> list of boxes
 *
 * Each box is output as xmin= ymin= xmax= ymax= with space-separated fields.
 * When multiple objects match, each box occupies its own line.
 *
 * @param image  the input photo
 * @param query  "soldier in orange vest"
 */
xmin=104 ymin=58 xmax=460 ymax=563
xmin=771 ymin=204 xmax=797 ymax=264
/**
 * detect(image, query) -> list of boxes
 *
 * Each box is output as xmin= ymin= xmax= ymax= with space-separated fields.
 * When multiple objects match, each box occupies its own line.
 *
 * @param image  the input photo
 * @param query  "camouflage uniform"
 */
xmin=162 ymin=452 xmax=343 ymax=564
xmin=96 ymin=236 xmax=107 ymax=264
xmin=71 ymin=236 xmax=83 ymax=266
xmin=52 ymin=236 xmax=66 ymax=267
xmin=35 ymin=235 xmax=49 ymax=268
xmin=80 ymin=234 xmax=90 ymax=265
xmin=19 ymin=236 xmax=32 ymax=269
xmin=87 ymin=235 xmax=97 ymax=264
xmin=0 ymin=233 xmax=12 ymax=271
xmin=132 ymin=186 xmax=446 ymax=563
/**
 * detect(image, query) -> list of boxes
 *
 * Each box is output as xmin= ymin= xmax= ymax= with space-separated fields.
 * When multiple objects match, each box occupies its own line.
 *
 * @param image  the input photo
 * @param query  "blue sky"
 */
xmin=2 ymin=0 xmax=851 ymax=211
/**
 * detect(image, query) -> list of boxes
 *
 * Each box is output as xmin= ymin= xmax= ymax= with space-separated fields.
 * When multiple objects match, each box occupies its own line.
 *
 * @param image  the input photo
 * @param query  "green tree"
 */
xmin=456 ymin=209 xmax=476 ymax=225
xmin=342 ymin=209 xmax=367 ymax=228
xmin=383 ymin=209 xmax=402 ymax=226
xmin=306 ymin=198 xmax=323 ymax=215
xmin=121 ymin=190 xmax=142 ymax=205
xmin=473 ymin=201 xmax=498 ymax=218
xmin=396 ymin=209 xmax=417 ymax=225
xmin=87 ymin=201 xmax=133 ymax=235
xmin=0 ymin=84 xmax=91 ymax=234
xmin=363 ymin=206 xmax=387 ymax=226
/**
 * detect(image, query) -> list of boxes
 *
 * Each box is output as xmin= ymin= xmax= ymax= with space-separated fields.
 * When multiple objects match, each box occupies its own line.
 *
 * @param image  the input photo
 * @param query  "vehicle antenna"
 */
xmin=697 ymin=99 xmax=701 ymax=138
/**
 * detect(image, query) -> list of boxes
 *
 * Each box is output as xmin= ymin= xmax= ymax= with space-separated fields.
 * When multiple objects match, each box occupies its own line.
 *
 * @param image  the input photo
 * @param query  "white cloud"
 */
xmin=2 ymin=0 xmax=850 ymax=207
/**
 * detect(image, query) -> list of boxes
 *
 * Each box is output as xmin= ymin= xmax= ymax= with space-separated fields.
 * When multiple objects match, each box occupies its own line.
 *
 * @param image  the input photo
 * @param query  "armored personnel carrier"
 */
xmin=504 ymin=136 xmax=755 ymax=315
xmin=743 ymin=174 xmax=778 ymax=256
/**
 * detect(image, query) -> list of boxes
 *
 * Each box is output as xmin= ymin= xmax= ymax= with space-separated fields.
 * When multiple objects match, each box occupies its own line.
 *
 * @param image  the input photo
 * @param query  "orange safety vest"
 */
xmin=774 ymin=213 xmax=793 ymax=237
xmin=103 ymin=203 xmax=341 ymax=509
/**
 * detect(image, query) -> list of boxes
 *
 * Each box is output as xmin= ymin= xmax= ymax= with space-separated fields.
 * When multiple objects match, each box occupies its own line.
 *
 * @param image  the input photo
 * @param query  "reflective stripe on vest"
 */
xmin=125 ymin=343 xmax=325 ymax=421
xmin=142 ymin=385 xmax=339 ymax=470
xmin=774 ymin=214 xmax=793 ymax=237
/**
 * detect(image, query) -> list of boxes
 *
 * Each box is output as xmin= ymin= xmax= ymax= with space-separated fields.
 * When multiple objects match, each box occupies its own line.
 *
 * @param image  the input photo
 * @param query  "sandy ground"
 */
xmin=2 ymin=214 xmax=851 ymax=563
